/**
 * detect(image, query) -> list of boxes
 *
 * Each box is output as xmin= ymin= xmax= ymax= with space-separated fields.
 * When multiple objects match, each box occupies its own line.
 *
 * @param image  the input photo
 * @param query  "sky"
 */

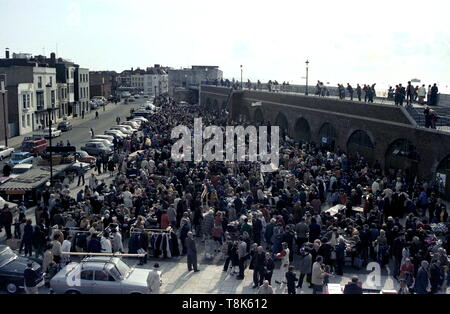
xmin=1 ymin=0 xmax=449 ymax=91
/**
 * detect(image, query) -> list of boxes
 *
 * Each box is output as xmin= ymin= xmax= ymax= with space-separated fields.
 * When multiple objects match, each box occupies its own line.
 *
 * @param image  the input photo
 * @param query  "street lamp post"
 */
xmin=305 ymin=60 xmax=309 ymax=96
xmin=47 ymin=108 xmax=53 ymax=186
xmin=240 ymin=65 xmax=243 ymax=90
xmin=0 ymin=81 xmax=7 ymax=147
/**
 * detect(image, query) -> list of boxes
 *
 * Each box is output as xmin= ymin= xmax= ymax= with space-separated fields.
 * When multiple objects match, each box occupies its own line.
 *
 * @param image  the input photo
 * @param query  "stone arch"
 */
xmin=347 ymin=130 xmax=375 ymax=164
xmin=318 ymin=122 xmax=338 ymax=151
xmin=385 ymin=139 xmax=420 ymax=183
xmin=275 ymin=112 xmax=289 ymax=138
xmin=254 ymin=108 xmax=264 ymax=123
xmin=293 ymin=117 xmax=311 ymax=142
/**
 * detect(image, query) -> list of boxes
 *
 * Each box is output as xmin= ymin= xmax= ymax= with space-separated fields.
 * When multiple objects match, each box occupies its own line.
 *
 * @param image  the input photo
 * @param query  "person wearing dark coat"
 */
xmin=0 ymin=206 xmax=13 ymax=239
xmin=308 ymin=218 xmax=321 ymax=242
xmin=285 ymin=266 xmax=299 ymax=294
xmin=429 ymin=260 xmax=443 ymax=294
xmin=252 ymin=217 xmax=263 ymax=246
xmin=343 ymin=277 xmax=363 ymax=294
xmin=138 ymin=230 xmax=149 ymax=265
xmin=415 ymin=261 xmax=430 ymax=294
xmin=22 ymin=220 xmax=34 ymax=257
xmin=252 ymin=246 xmax=266 ymax=288
xmin=87 ymin=233 xmax=102 ymax=253
xmin=264 ymin=252 xmax=275 ymax=284
xmin=185 ymin=232 xmax=199 ymax=272
xmin=179 ymin=223 xmax=190 ymax=255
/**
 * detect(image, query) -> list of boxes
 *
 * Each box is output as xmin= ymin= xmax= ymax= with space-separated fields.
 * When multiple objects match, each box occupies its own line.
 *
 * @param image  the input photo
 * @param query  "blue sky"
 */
xmin=1 ymin=0 xmax=449 ymax=91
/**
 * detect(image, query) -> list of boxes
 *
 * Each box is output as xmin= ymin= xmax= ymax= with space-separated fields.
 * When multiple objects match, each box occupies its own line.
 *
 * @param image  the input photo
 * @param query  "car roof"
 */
xmin=12 ymin=152 xmax=30 ymax=155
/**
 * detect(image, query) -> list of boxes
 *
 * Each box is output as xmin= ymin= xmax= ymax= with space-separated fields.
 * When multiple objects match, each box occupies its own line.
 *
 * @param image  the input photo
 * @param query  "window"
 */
xmin=94 ymin=271 xmax=114 ymax=281
xmin=80 ymin=270 xmax=94 ymax=281
xmin=38 ymin=77 xmax=42 ymax=88
xmin=22 ymin=115 xmax=25 ymax=128
xmin=27 ymin=114 xmax=30 ymax=127
xmin=49 ymin=76 xmax=53 ymax=86
xmin=36 ymin=92 xmax=44 ymax=108
xmin=51 ymin=90 xmax=56 ymax=106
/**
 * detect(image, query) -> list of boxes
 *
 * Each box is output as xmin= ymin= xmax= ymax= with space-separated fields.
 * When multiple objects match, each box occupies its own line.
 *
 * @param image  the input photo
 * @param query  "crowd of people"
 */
xmin=389 ymin=82 xmax=439 ymax=107
xmin=1 ymin=94 xmax=449 ymax=295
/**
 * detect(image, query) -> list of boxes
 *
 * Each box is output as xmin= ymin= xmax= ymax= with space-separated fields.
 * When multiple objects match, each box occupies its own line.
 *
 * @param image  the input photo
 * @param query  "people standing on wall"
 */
xmin=406 ymin=81 xmax=415 ymax=105
xmin=347 ymin=83 xmax=354 ymax=100
xmin=430 ymin=83 xmax=439 ymax=106
xmin=363 ymin=84 xmax=368 ymax=102
xmin=418 ymin=84 xmax=426 ymax=104
xmin=356 ymin=84 xmax=362 ymax=101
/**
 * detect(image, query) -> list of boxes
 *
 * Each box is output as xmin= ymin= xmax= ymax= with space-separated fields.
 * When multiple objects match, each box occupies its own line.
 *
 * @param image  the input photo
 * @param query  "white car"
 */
xmin=117 ymin=125 xmax=136 ymax=133
xmin=110 ymin=126 xmax=133 ymax=135
xmin=132 ymin=116 xmax=148 ymax=123
xmin=39 ymin=128 xmax=62 ymax=139
xmin=121 ymin=121 xmax=139 ymax=130
xmin=10 ymin=164 xmax=33 ymax=179
xmin=0 ymin=146 xmax=14 ymax=161
xmin=50 ymin=257 xmax=151 ymax=294
xmin=105 ymin=130 xmax=128 ymax=139
xmin=93 ymin=135 xmax=115 ymax=142
xmin=88 ymin=139 xmax=114 ymax=149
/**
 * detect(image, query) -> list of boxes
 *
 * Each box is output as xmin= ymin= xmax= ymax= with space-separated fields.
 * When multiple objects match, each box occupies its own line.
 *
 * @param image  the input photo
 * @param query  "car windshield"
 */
xmin=112 ymin=259 xmax=132 ymax=279
xmin=12 ymin=154 xmax=27 ymax=161
xmin=0 ymin=247 xmax=17 ymax=267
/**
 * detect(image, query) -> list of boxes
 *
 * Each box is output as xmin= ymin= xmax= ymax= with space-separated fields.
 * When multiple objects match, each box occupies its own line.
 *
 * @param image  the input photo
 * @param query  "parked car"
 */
xmin=50 ymin=257 xmax=150 ymax=294
xmin=38 ymin=128 xmax=62 ymax=139
xmin=121 ymin=121 xmax=139 ymax=130
xmin=132 ymin=116 xmax=148 ymax=123
xmin=0 ymin=146 xmax=14 ymax=161
xmin=0 ymin=245 xmax=44 ymax=294
xmin=104 ymin=130 xmax=127 ymax=140
xmin=88 ymin=139 xmax=114 ymax=149
xmin=110 ymin=126 xmax=133 ymax=135
xmin=8 ymin=152 xmax=34 ymax=166
xmin=93 ymin=135 xmax=115 ymax=142
xmin=143 ymin=95 xmax=149 ymax=98
xmin=74 ymin=151 xmax=96 ymax=165
xmin=89 ymin=100 xmax=98 ymax=110
xmin=67 ymin=161 xmax=91 ymax=174
xmin=117 ymin=125 xmax=136 ymax=133
xmin=9 ymin=164 xmax=33 ymax=179
xmin=21 ymin=138 xmax=47 ymax=155
xmin=80 ymin=142 xmax=112 ymax=156
xmin=57 ymin=121 xmax=73 ymax=132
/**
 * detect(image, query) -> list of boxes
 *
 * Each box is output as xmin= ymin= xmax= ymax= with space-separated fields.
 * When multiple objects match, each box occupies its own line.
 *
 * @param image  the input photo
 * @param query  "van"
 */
xmin=21 ymin=138 xmax=47 ymax=155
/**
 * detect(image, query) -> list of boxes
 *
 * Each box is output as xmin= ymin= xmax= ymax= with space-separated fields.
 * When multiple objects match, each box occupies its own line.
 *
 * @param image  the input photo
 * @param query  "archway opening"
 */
xmin=319 ymin=122 xmax=338 ymax=151
xmin=275 ymin=112 xmax=289 ymax=139
xmin=347 ymin=130 xmax=375 ymax=165
xmin=385 ymin=139 xmax=420 ymax=183
xmin=254 ymin=108 xmax=264 ymax=124
xmin=293 ymin=117 xmax=311 ymax=143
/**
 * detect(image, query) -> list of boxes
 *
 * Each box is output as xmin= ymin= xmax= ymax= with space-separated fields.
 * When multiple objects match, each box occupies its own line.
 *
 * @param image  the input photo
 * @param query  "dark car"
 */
xmin=57 ymin=121 xmax=73 ymax=132
xmin=0 ymin=245 xmax=43 ymax=294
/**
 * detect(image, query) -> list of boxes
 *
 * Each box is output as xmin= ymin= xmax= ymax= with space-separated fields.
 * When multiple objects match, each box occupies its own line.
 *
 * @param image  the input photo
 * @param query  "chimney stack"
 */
xmin=50 ymin=52 xmax=56 ymax=66
xmin=5 ymin=48 xmax=10 ymax=59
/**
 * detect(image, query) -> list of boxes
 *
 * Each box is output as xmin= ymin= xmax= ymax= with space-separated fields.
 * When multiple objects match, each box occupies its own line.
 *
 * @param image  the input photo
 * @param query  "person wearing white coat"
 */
xmin=100 ymin=232 xmax=112 ymax=253
xmin=146 ymin=263 xmax=162 ymax=294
